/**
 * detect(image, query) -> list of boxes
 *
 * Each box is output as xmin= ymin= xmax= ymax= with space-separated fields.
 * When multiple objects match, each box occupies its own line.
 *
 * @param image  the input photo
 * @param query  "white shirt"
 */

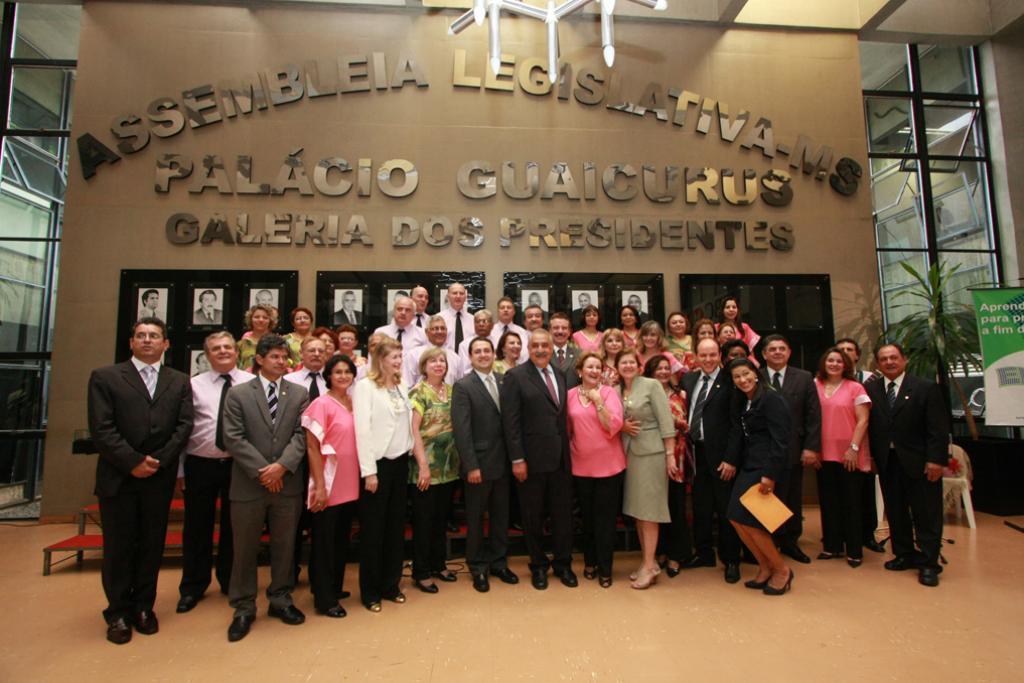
xmin=688 ymin=367 xmax=721 ymax=428
xmin=457 ymin=334 xmax=493 ymax=379
xmin=374 ymin=321 xmax=428 ymax=351
xmin=490 ymin=321 xmax=530 ymax=366
xmin=258 ymin=373 xmax=279 ymax=398
xmin=534 ymin=363 xmax=560 ymax=403
xmin=767 ymin=365 xmax=788 ymax=387
xmin=413 ymin=310 xmax=432 ymax=328
xmin=439 ymin=307 xmax=473 ymax=351
xmin=130 ymin=355 xmax=161 ymax=376
xmin=284 ymin=367 xmax=327 ymax=398
xmin=403 ymin=345 xmax=462 ymax=387
xmin=882 ymin=372 xmax=905 ymax=397
xmin=184 ymin=368 xmax=256 ymax=462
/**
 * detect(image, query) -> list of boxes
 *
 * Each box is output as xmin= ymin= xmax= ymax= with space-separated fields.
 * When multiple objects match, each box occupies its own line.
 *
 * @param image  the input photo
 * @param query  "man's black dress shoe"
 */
xmin=432 ymin=570 xmax=458 ymax=583
xmin=472 ymin=573 xmax=490 ymax=593
xmin=781 ymin=545 xmax=812 ymax=564
xmin=557 ymin=569 xmax=578 ymax=588
xmin=864 ymin=540 xmax=886 ymax=554
xmin=531 ymin=568 xmax=548 ymax=590
xmin=133 ymin=610 xmax=159 ymax=635
xmin=414 ymin=579 xmax=440 ymax=594
xmin=228 ymin=615 xmax=253 ymax=642
xmin=918 ymin=567 xmax=940 ymax=587
xmin=106 ymin=617 xmax=132 ymax=645
xmin=681 ymin=556 xmax=715 ymax=569
xmin=176 ymin=595 xmax=201 ymax=613
xmin=492 ymin=568 xmax=519 ymax=585
xmin=665 ymin=564 xmax=681 ymax=578
xmin=724 ymin=563 xmax=741 ymax=584
xmin=884 ymin=556 xmax=914 ymax=571
xmin=317 ymin=605 xmax=347 ymax=618
xmin=268 ymin=604 xmax=306 ymax=625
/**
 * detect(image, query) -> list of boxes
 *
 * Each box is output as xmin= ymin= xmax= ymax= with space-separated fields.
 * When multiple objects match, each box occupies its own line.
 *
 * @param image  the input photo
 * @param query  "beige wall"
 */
xmin=42 ymin=2 xmax=878 ymax=516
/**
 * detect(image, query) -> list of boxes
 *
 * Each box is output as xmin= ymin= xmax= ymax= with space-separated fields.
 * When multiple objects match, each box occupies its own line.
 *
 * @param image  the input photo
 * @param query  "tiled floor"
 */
xmin=2 ymin=507 xmax=1021 ymax=681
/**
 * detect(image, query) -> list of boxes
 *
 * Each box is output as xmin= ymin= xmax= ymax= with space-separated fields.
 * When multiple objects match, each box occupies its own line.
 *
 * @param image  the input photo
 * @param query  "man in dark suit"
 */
xmin=680 ymin=338 xmax=743 ymax=583
xmin=87 ymin=317 xmax=194 ymax=644
xmin=332 ymin=290 xmax=363 ymax=326
xmin=549 ymin=312 xmax=580 ymax=389
xmin=222 ymin=334 xmax=310 ymax=641
xmin=192 ymin=289 xmax=223 ymax=325
xmin=866 ymin=343 xmax=949 ymax=587
xmin=761 ymin=334 xmax=822 ymax=564
xmin=452 ymin=337 xmax=519 ymax=592
xmin=501 ymin=328 xmax=577 ymax=590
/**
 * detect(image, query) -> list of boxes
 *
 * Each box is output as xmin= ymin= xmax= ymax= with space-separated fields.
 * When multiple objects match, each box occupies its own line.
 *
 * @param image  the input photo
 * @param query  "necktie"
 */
xmin=397 ymin=327 xmax=404 ymax=344
xmin=307 ymin=371 xmax=320 ymax=400
xmin=887 ymin=380 xmax=897 ymax=408
xmin=543 ymin=367 xmax=559 ymax=405
xmin=267 ymin=381 xmax=278 ymax=423
xmin=455 ymin=313 xmax=464 ymax=351
xmin=215 ymin=373 xmax=232 ymax=451
xmin=773 ymin=372 xmax=782 ymax=390
xmin=485 ymin=374 xmax=500 ymax=411
xmin=691 ymin=375 xmax=711 ymax=441
xmin=141 ymin=365 xmax=157 ymax=399
xmin=416 ymin=313 xmax=423 ymax=328
xmin=557 ymin=348 xmax=565 ymax=366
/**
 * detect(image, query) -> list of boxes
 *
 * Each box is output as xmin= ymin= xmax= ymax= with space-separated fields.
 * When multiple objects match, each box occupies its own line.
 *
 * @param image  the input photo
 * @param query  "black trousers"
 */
xmin=309 ymin=501 xmax=356 ymax=611
xmin=179 ymin=455 xmax=233 ymax=599
xmin=816 ymin=462 xmax=864 ymax=559
xmin=574 ymin=473 xmax=623 ymax=578
xmin=658 ymin=478 xmax=694 ymax=563
xmin=410 ymin=480 xmax=454 ymax=580
xmin=517 ymin=467 xmax=574 ymax=573
xmin=98 ymin=469 xmax=176 ymax=623
xmin=880 ymin=452 xmax=943 ymax=568
xmin=861 ymin=472 xmax=879 ymax=543
xmin=358 ymin=455 xmax=409 ymax=606
xmin=691 ymin=443 xmax=740 ymax=563
xmin=294 ymin=460 xmax=311 ymax=574
xmin=773 ymin=463 xmax=804 ymax=548
xmin=464 ymin=476 xmax=510 ymax=575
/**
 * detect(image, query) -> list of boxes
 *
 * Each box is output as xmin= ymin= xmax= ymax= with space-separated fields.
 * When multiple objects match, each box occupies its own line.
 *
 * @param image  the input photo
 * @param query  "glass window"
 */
xmin=938 ymin=251 xmax=997 ymax=308
xmin=870 ymin=160 xmax=925 ymax=250
xmin=13 ymin=4 xmax=82 ymax=61
xmin=878 ymin=250 xmax=930 ymax=325
xmin=0 ymin=361 xmax=48 ymax=431
xmin=860 ymin=42 xmax=909 ymax=91
xmin=2 ymin=137 xmax=67 ymax=203
xmin=8 ymin=66 xmax=75 ymax=131
xmin=918 ymin=45 xmax=976 ymax=95
xmin=736 ymin=285 xmax=777 ymax=330
xmin=0 ymin=191 xmax=54 ymax=239
xmin=0 ymin=241 xmax=49 ymax=354
xmin=686 ymin=284 xmax=728 ymax=320
xmin=865 ymin=97 xmax=915 ymax=154
xmin=931 ymin=161 xmax=993 ymax=251
xmin=923 ymin=101 xmax=983 ymax=158
xmin=784 ymin=284 xmax=824 ymax=330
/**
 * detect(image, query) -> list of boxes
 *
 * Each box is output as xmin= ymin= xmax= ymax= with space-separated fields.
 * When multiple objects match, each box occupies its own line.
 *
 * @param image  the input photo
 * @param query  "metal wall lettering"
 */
xmin=722 ymin=169 xmax=757 ymax=206
xmin=573 ymin=69 xmax=604 ymax=106
xmin=659 ymin=219 xmax=684 ymax=248
xmin=501 ymin=161 xmax=539 ymax=199
xmin=313 ymin=158 xmax=352 ymax=196
xmin=372 ymin=52 xmax=389 ymax=91
xmin=717 ymin=103 xmax=750 ymax=143
xmin=635 ymin=83 xmax=668 ymax=121
xmin=339 ymin=55 xmax=371 ymax=93
xmin=744 ymin=221 xmax=770 ymax=251
xmin=559 ymin=219 xmax=585 ymax=247
xmin=740 ymin=117 xmax=776 ymax=157
xmin=265 ymin=214 xmax=293 ymax=243
xmin=582 ymin=162 xmax=597 ymax=200
xmin=218 ymin=76 xmax=269 ymax=117
xmin=76 ymin=134 xmax=120 ymax=179
xmin=340 ymin=215 xmax=373 ymax=245
xmin=770 ymin=223 xmax=795 ymax=250
xmin=789 ymin=135 xmax=833 ymax=180
xmin=528 ymin=219 xmax=558 ymax=248
xmin=304 ymin=60 xmax=338 ymax=98
xmin=557 ymin=62 xmax=573 ymax=101
xmin=586 ymin=217 xmax=612 ymax=247
xmin=390 ymin=53 xmax=429 ymax=89
xmin=668 ymin=89 xmax=700 ymax=128
xmin=458 ymin=217 xmax=485 ymax=248
xmin=146 ymin=97 xmax=185 ymax=139
xmin=236 ymin=155 xmax=270 ymax=195
xmin=155 ymin=154 xmax=193 ymax=193
xmin=715 ymin=221 xmax=742 ymax=250
xmin=271 ymin=149 xmax=314 ymax=196
xmin=695 ymin=97 xmax=715 ymax=134
xmin=295 ymin=214 xmax=327 ymax=245
xmin=357 ymin=159 xmax=372 ymax=196
xmin=687 ymin=220 xmax=714 ymax=249
xmin=201 ymin=214 xmax=235 ymax=245
xmin=540 ymin=163 xmax=580 ymax=200
xmin=518 ymin=58 xmax=552 ymax=96
xmin=499 ymin=217 xmax=527 ymax=247
xmin=484 ymin=54 xmax=516 ymax=92
xmin=265 ymin=64 xmax=304 ymax=106
xmin=110 ymin=115 xmax=150 ymax=155
xmin=423 ymin=217 xmax=454 ymax=246
xmin=601 ymin=164 xmax=637 ymax=201
xmin=188 ymin=155 xmax=233 ymax=194
xmin=630 ymin=221 xmax=656 ymax=248
xmin=392 ymin=216 xmax=419 ymax=246
xmin=641 ymin=165 xmax=679 ymax=203
xmin=236 ymin=214 xmax=261 ymax=244
xmin=760 ymin=169 xmax=793 ymax=207
xmin=829 ymin=158 xmax=862 ymax=197
xmin=377 ymin=159 xmax=418 ymax=198
xmin=182 ymin=84 xmax=222 ymax=128
xmin=165 ymin=213 xmax=199 ymax=244
xmin=452 ymin=49 xmax=481 ymax=88
xmin=684 ymin=167 xmax=720 ymax=205
xmin=457 ymin=161 xmax=496 ymax=199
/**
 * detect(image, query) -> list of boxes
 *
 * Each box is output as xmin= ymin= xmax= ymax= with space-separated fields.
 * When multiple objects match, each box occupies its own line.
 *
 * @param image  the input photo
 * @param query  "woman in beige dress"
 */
xmin=616 ymin=349 xmax=679 ymax=589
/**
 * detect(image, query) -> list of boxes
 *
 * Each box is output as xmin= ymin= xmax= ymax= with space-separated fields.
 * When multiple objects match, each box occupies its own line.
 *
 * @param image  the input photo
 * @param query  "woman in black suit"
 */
xmin=725 ymin=358 xmax=793 ymax=595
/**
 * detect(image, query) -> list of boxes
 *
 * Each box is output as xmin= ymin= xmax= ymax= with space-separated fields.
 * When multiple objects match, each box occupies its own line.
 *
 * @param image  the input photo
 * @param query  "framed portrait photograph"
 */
xmin=246 ymin=283 xmax=282 ymax=312
xmin=618 ymin=286 xmax=652 ymax=323
xmin=385 ymin=285 xmax=414 ymax=315
xmin=514 ymin=284 xmax=553 ymax=325
xmin=567 ymin=285 xmax=602 ymax=330
xmin=134 ymin=284 xmax=172 ymax=325
xmin=331 ymin=284 xmax=368 ymax=327
xmin=188 ymin=347 xmax=211 ymax=377
xmin=189 ymin=283 xmax=228 ymax=328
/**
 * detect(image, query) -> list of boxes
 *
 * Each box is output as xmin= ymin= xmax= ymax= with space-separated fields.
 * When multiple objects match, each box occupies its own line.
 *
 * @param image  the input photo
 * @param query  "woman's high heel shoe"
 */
xmin=583 ymin=566 xmax=597 ymax=581
xmin=744 ymin=576 xmax=770 ymax=590
xmin=631 ymin=567 xmax=660 ymax=590
xmin=763 ymin=569 xmax=794 ymax=596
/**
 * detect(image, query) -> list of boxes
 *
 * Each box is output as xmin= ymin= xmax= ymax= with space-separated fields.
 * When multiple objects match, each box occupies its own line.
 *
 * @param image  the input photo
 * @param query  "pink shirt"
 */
xmin=572 ymin=330 xmax=604 ymax=355
xmin=815 ymin=378 xmax=872 ymax=471
xmin=185 ymin=368 xmax=255 ymax=458
xmin=301 ymin=395 xmax=361 ymax=508
xmin=567 ymin=385 xmax=627 ymax=478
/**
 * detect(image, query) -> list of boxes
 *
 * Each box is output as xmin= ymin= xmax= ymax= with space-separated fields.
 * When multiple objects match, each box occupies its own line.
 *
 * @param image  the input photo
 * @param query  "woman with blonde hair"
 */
xmin=237 ymin=304 xmax=278 ymax=371
xmin=353 ymin=338 xmax=430 ymax=612
xmin=599 ymin=328 xmax=625 ymax=386
xmin=637 ymin=321 xmax=685 ymax=377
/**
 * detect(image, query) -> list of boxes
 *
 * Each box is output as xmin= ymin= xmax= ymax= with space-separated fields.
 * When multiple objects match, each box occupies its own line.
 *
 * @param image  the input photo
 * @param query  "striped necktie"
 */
xmin=267 ymin=381 xmax=278 ymax=423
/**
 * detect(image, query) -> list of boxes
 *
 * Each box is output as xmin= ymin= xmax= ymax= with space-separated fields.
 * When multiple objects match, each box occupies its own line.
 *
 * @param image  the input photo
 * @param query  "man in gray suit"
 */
xmin=452 ymin=337 xmax=519 ymax=593
xmin=222 ymin=334 xmax=309 ymax=642
xmin=549 ymin=312 xmax=580 ymax=390
xmin=761 ymin=334 xmax=822 ymax=564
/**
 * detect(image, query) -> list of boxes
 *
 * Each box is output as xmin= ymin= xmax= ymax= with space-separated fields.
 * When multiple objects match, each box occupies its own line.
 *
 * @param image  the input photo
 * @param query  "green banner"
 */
xmin=972 ymin=287 xmax=1024 ymax=426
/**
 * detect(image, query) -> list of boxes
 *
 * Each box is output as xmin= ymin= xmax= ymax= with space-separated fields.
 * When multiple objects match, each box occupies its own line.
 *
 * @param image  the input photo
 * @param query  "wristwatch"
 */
xmin=849 ymin=442 xmax=860 ymax=452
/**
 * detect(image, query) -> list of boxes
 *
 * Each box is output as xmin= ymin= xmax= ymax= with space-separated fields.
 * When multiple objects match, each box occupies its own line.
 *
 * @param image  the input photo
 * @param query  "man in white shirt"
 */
xmin=404 ymin=315 xmax=462 ymax=387
xmin=457 ymin=310 xmax=495 ymax=378
xmin=374 ymin=295 xmax=428 ymax=351
xmin=283 ymin=338 xmax=328 ymax=399
xmin=523 ymin=305 xmax=545 ymax=336
xmin=490 ymin=297 xmax=529 ymax=365
xmin=439 ymin=282 xmax=473 ymax=352
xmin=411 ymin=284 xmax=431 ymax=328
xmin=177 ymin=331 xmax=255 ymax=615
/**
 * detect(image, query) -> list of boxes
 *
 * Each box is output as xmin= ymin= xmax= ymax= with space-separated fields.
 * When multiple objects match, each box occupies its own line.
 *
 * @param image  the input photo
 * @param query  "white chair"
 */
xmin=943 ymin=444 xmax=976 ymax=529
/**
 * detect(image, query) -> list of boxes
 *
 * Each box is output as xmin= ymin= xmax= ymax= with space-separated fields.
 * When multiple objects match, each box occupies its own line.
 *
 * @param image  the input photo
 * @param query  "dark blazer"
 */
xmin=87 ymin=360 xmax=194 ymax=497
xmin=500 ymin=360 xmax=570 ymax=474
xmin=738 ymin=389 xmax=791 ymax=482
xmin=222 ymin=377 xmax=309 ymax=502
xmin=866 ymin=373 xmax=949 ymax=478
xmin=551 ymin=343 xmax=581 ymax=390
xmin=452 ymin=371 xmax=507 ymax=481
xmin=332 ymin=308 xmax=363 ymax=326
xmin=680 ymin=369 xmax=742 ymax=468
xmin=772 ymin=366 xmax=822 ymax=466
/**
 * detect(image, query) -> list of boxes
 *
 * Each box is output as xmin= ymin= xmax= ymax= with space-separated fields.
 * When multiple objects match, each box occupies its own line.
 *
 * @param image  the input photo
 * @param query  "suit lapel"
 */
xmin=152 ymin=366 xmax=174 ymax=402
xmin=891 ymin=376 xmax=913 ymax=416
xmin=251 ymin=378 xmax=274 ymax=429
xmin=471 ymin=372 xmax=501 ymax=415
xmin=120 ymin=362 xmax=152 ymax=401
xmin=526 ymin=363 xmax=559 ymax=409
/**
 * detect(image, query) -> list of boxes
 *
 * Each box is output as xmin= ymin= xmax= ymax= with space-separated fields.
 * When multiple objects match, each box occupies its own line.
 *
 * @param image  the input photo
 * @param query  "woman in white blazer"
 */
xmin=353 ymin=337 xmax=429 ymax=612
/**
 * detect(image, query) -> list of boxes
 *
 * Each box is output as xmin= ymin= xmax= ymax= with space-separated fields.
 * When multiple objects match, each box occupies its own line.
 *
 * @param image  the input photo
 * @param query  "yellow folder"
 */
xmin=739 ymin=484 xmax=793 ymax=533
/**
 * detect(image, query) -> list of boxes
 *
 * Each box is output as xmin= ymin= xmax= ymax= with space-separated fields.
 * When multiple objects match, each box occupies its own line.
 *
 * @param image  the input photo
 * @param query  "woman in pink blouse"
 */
xmin=600 ymin=328 xmax=625 ymax=386
xmin=572 ymin=305 xmax=604 ymax=355
xmin=717 ymin=296 xmax=760 ymax=351
xmin=567 ymin=352 xmax=626 ymax=588
xmin=814 ymin=347 xmax=872 ymax=568
xmin=302 ymin=354 xmax=362 ymax=617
